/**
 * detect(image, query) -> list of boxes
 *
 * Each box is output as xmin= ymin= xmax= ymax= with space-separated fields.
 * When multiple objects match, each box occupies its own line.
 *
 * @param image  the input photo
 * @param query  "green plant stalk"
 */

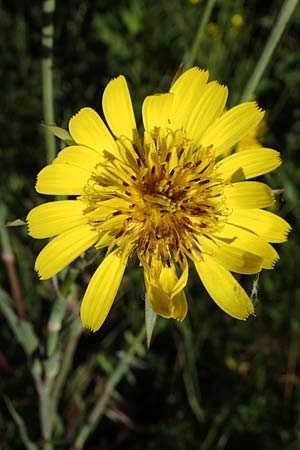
xmin=51 ymin=316 xmax=83 ymax=418
xmin=185 ymin=0 xmax=217 ymax=68
xmin=31 ymin=270 xmax=81 ymax=447
xmin=32 ymin=364 xmax=54 ymax=447
xmin=240 ymin=0 xmax=299 ymax=102
xmin=47 ymin=296 xmax=66 ymax=357
xmin=42 ymin=0 xmax=56 ymax=163
xmin=47 ymin=270 xmax=80 ymax=357
xmin=74 ymin=326 xmax=146 ymax=449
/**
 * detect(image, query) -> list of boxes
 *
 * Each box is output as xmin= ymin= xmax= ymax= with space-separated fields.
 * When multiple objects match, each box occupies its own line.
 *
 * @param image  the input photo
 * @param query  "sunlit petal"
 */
xmin=69 ymin=107 xmax=118 ymax=155
xmin=27 ymin=200 xmax=87 ymax=238
xmin=80 ymin=250 xmax=128 ymax=331
xmin=102 ymin=75 xmax=138 ymax=142
xmin=195 ymin=254 xmax=254 ymax=320
xmin=35 ymin=225 xmax=98 ymax=280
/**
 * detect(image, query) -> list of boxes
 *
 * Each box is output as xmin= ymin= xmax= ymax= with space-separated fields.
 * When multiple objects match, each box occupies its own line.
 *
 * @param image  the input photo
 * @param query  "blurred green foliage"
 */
xmin=1 ymin=0 xmax=300 ymax=449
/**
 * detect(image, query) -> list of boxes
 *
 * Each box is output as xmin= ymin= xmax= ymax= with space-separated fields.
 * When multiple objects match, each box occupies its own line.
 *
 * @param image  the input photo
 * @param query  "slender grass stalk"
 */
xmin=42 ymin=0 xmax=56 ymax=163
xmin=240 ymin=0 xmax=299 ymax=102
xmin=185 ymin=0 xmax=217 ymax=68
xmin=74 ymin=326 xmax=146 ymax=450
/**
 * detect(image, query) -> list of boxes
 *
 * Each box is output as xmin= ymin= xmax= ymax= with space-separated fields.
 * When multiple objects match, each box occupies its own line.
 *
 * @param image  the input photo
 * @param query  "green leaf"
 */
xmin=145 ymin=294 xmax=157 ymax=349
xmin=42 ymin=124 xmax=75 ymax=145
xmin=0 ymin=288 xmax=39 ymax=355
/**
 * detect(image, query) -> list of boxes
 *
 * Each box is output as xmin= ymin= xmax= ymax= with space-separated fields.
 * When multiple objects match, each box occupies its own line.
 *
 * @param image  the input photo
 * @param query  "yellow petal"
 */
xmin=200 ymin=102 xmax=264 ymax=157
xmin=144 ymin=263 xmax=188 ymax=320
xmin=80 ymin=250 xmax=127 ymax=331
xmin=142 ymin=93 xmax=174 ymax=132
xmin=216 ymin=148 xmax=281 ymax=181
xmin=169 ymin=67 xmax=209 ymax=130
xmin=35 ymin=224 xmax=98 ymax=279
xmin=228 ymin=209 xmax=291 ymax=243
xmin=102 ymin=75 xmax=138 ymax=142
xmin=214 ymin=223 xmax=278 ymax=269
xmin=36 ymin=164 xmax=90 ymax=195
xmin=69 ymin=107 xmax=118 ymax=155
xmin=27 ymin=200 xmax=87 ymax=238
xmin=194 ymin=254 xmax=254 ymax=320
xmin=53 ymin=145 xmax=101 ymax=171
xmin=147 ymin=284 xmax=188 ymax=321
xmin=224 ymin=181 xmax=274 ymax=209
xmin=199 ymin=236 xmax=263 ymax=274
xmin=186 ymin=82 xmax=228 ymax=142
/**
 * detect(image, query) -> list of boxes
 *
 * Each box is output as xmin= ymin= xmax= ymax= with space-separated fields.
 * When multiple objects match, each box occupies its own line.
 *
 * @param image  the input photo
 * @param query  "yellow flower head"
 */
xmin=207 ymin=22 xmax=218 ymax=34
xmin=231 ymin=14 xmax=245 ymax=28
xmin=27 ymin=68 xmax=290 ymax=331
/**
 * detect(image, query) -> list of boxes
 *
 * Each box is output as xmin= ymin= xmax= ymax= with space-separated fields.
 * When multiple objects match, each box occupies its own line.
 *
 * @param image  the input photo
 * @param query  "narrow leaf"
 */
xmin=5 ymin=218 xmax=26 ymax=227
xmin=0 ymin=288 xmax=39 ymax=355
xmin=4 ymin=396 xmax=39 ymax=450
xmin=43 ymin=124 xmax=75 ymax=145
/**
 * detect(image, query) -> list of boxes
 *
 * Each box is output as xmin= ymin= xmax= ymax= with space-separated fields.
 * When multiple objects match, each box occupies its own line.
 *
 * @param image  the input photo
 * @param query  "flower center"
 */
xmin=82 ymin=127 xmax=229 ymax=267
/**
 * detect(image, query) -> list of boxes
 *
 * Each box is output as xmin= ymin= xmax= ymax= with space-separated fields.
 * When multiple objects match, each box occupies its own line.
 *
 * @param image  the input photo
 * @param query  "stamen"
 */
xmin=82 ymin=127 xmax=229 ymax=267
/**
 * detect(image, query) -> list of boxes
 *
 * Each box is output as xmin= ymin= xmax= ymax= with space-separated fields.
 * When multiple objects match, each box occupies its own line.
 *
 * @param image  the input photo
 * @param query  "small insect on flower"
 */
xmin=27 ymin=67 xmax=291 ymax=332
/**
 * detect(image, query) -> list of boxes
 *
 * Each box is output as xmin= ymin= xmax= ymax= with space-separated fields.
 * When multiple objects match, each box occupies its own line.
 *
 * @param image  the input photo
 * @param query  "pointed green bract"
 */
xmin=43 ymin=124 xmax=75 ymax=145
xmin=145 ymin=294 xmax=157 ymax=348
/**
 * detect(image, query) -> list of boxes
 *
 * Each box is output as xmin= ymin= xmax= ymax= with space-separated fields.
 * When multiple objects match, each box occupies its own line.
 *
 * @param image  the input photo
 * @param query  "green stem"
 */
xmin=51 ymin=317 xmax=83 ymax=418
xmin=32 ymin=361 xmax=54 ymax=446
xmin=42 ymin=0 xmax=56 ymax=163
xmin=47 ymin=296 xmax=66 ymax=358
xmin=240 ymin=0 xmax=299 ymax=102
xmin=74 ymin=326 xmax=146 ymax=449
xmin=185 ymin=0 xmax=217 ymax=68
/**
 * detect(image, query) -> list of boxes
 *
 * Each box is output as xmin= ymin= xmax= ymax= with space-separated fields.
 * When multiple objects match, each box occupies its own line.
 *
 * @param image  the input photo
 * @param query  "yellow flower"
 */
xmin=27 ymin=68 xmax=290 ymax=331
xmin=207 ymin=22 xmax=218 ymax=34
xmin=231 ymin=14 xmax=245 ymax=28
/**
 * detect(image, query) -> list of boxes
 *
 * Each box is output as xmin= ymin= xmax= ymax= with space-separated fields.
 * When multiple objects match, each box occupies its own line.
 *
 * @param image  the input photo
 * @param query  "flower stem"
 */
xmin=51 ymin=316 xmax=83 ymax=418
xmin=74 ymin=326 xmax=146 ymax=449
xmin=240 ymin=0 xmax=299 ymax=102
xmin=41 ymin=0 xmax=56 ymax=163
xmin=185 ymin=0 xmax=217 ymax=68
